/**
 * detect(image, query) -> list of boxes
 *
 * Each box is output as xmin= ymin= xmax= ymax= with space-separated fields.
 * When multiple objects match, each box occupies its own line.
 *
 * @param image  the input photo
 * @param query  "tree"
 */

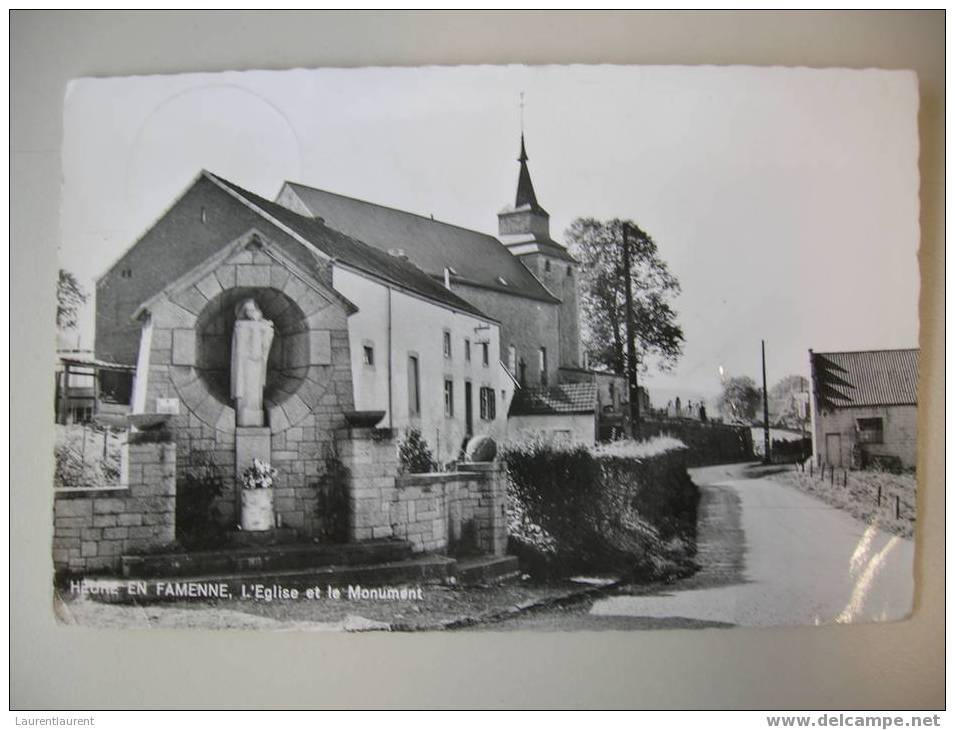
xmin=768 ymin=374 xmax=810 ymax=430
xmin=56 ymin=268 xmax=87 ymax=331
xmin=718 ymin=375 xmax=762 ymax=423
xmin=566 ymin=218 xmax=684 ymax=375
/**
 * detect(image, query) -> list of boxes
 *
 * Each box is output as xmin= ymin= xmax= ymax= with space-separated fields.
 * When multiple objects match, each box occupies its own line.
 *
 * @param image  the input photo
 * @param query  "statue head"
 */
xmin=235 ymin=298 xmax=263 ymax=322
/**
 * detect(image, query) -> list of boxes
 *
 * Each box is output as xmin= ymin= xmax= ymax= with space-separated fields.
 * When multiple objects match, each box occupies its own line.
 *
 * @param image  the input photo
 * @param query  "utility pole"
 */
xmin=622 ymin=223 xmax=640 ymax=439
xmin=761 ymin=339 xmax=771 ymax=463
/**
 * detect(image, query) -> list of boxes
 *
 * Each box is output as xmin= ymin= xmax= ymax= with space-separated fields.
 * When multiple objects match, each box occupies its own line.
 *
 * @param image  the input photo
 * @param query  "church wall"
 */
xmin=452 ymin=283 xmax=560 ymax=389
xmin=333 ymin=267 xmax=509 ymax=465
xmin=519 ymin=253 xmax=582 ymax=369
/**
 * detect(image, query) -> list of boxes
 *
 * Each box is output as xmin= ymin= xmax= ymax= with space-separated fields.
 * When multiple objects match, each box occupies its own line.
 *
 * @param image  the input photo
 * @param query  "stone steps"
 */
xmin=120 ymin=538 xmax=414 ymax=579
xmin=453 ymin=555 xmax=521 ymax=585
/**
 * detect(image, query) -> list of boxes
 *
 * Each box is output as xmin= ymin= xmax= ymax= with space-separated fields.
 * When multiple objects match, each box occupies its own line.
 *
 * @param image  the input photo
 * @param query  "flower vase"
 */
xmin=240 ymin=488 xmax=275 ymax=531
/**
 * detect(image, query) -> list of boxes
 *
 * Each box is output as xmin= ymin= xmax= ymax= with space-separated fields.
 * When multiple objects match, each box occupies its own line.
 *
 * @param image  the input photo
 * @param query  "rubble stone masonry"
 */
xmin=53 ymin=441 xmax=177 ymax=573
xmin=336 ymin=427 xmax=507 ymax=555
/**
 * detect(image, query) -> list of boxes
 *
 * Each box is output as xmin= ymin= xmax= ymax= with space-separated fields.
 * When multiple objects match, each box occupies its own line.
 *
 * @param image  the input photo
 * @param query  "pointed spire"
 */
xmin=515 ymin=133 xmax=542 ymax=211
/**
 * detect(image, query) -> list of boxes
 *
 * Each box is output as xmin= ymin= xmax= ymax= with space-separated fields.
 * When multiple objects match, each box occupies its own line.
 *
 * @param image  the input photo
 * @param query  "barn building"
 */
xmin=809 ymin=348 xmax=919 ymax=471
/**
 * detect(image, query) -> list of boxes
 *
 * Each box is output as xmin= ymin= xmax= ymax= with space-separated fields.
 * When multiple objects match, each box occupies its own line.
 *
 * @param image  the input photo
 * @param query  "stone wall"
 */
xmin=53 ymin=441 xmax=176 ymax=574
xmin=814 ymin=404 xmax=918 ymax=470
xmin=640 ymin=418 xmax=754 ymax=467
xmin=520 ymin=252 xmax=581 ymax=370
xmin=336 ymin=427 xmax=507 ymax=556
xmin=393 ymin=463 xmax=507 ymax=556
xmin=455 ymin=283 xmax=560 ymax=389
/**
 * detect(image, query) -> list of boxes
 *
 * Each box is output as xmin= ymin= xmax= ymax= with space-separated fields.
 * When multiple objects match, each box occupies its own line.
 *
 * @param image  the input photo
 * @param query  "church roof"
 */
xmin=811 ymin=348 xmax=919 ymax=410
xmin=206 ymin=173 xmax=493 ymax=320
xmin=279 ymin=181 xmax=560 ymax=304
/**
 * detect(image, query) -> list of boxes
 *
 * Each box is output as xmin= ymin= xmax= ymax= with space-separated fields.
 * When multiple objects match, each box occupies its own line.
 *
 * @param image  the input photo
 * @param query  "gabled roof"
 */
xmin=206 ymin=173 xmax=492 ymax=320
xmin=811 ymin=348 xmax=919 ymax=410
xmin=508 ymin=382 xmax=598 ymax=416
xmin=131 ymin=226 xmax=358 ymax=321
xmin=279 ymin=181 xmax=560 ymax=304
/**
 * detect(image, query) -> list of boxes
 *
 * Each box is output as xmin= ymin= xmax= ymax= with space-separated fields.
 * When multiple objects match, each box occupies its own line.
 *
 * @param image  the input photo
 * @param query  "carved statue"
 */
xmin=231 ymin=298 xmax=274 ymax=427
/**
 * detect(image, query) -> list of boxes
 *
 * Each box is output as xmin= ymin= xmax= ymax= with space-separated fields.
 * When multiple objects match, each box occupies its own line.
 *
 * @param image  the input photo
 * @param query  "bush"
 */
xmin=53 ymin=424 xmax=123 ymax=487
xmin=502 ymin=437 xmax=699 ymax=579
xmin=176 ymin=451 xmax=227 ymax=550
xmin=397 ymin=428 xmax=437 ymax=473
xmin=314 ymin=453 xmax=351 ymax=543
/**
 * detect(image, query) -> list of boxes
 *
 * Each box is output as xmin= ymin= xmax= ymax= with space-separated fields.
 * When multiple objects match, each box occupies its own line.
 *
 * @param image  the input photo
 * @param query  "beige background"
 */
xmin=11 ymin=10 xmax=944 ymax=709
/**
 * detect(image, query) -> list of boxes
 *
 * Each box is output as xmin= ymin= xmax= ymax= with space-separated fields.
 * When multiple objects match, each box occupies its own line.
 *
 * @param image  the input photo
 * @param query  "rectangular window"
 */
xmin=443 ymin=330 xmax=452 ymax=359
xmin=481 ymin=342 xmax=489 ymax=367
xmin=465 ymin=338 xmax=471 ymax=362
xmin=856 ymin=417 xmax=884 ymax=444
xmin=444 ymin=378 xmax=454 ymax=418
xmin=508 ymin=345 xmax=516 ymax=376
xmin=362 ymin=345 xmax=374 ymax=366
xmin=479 ymin=386 xmax=496 ymax=421
xmin=408 ymin=355 xmax=420 ymax=416
xmin=539 ymin=346 xmax=548 ymax=386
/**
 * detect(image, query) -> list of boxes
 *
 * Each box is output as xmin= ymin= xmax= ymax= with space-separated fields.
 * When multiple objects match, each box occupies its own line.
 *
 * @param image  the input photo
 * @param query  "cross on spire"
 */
xmin=520 ymin=91 xmax=525 ymax=135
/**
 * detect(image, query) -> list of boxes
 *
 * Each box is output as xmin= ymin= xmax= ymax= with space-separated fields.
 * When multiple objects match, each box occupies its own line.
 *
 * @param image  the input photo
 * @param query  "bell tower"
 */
xmin=497 ymin=133 xmax=582 ymax=369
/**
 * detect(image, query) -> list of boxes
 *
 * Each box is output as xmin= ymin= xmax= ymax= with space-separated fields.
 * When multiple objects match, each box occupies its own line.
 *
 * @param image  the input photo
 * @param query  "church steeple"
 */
xmin=515 ymin=134 xmax=545 ymax=213
xmin=498 ymin=131 xmax=551 ymax=241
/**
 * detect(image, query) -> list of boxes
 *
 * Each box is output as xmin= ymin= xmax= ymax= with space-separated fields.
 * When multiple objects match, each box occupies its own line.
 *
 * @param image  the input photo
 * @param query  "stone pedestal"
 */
xmin=236 ymin=401 xmax=264 ymax=427
xmin=235 ymin=426 xmax=271 ymax=523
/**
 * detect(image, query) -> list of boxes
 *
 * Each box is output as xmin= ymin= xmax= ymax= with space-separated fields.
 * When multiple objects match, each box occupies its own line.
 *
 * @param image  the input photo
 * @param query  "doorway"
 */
xmin=825 ymin=433 xmax=842 ymax=467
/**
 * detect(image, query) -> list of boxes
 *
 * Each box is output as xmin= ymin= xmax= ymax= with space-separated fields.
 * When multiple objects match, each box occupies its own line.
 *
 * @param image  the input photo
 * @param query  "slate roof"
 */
xmin=515 ymin=134 xmax=546 ymax=214
xmin=508 ymin=382 xmax=598 ymax=416
xmin=811 ymin=349 xmax=919 ymax=410
xmin=280 ymin=181 xmax=561 ymax=304
xmin=207 ymin=173 xmax=491 ymax=320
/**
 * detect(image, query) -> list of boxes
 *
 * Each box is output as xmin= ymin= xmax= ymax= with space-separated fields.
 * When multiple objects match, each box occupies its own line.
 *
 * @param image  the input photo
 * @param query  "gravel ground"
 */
xmin=769 ymin=465 xmax=916 ymax=539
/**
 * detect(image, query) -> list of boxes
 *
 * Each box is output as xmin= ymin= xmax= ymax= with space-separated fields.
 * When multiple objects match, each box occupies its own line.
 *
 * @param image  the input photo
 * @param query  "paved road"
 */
xmin=589 ymin=463 xmax=915 ymax=627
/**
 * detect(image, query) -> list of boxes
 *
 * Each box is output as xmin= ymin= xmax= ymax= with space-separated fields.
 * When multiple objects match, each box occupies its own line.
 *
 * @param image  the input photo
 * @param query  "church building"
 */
xmin=94 ymin=135 xmax=604 ymax=470
xmin=275 ymin=134 xmax=582 ymax=390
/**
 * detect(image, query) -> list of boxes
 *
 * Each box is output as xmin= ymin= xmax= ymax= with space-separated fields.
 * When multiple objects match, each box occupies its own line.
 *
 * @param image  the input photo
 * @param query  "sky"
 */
xmin=59 ymin=64 xmax=920 ymax=402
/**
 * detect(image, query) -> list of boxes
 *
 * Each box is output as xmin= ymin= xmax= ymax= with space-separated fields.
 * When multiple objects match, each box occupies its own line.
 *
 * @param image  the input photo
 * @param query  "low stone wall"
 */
xmin=393 ymin=463 xmax=507 ymax=556
xmin=640 ymin=418 xmax=754 ymax=466
xmin=336 ymin=428 xmax=507 ymax=556
xmin=53 ymin=442 xmax=176 ymax=574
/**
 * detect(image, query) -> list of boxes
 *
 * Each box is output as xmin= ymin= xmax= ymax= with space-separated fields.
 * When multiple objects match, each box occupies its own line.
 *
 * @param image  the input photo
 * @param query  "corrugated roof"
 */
xmin=508 ymin=382 xmax=598 ymax=416
xmin=208 ymin=174 xmax=491 ymax=320
xmin=281 ymin=181 xmax=561 ymax=304
xmin=811 ymin=349 xmax=919 ymax=409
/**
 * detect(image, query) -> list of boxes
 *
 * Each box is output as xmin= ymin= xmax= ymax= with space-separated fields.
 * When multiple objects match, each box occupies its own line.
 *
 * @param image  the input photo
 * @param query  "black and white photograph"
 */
xmin=51 ymin=62 xmax=921 ymax=633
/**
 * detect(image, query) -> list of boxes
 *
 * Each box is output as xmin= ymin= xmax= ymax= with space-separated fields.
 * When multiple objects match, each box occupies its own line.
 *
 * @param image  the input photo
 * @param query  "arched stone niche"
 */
xmin=194 ymin=286 xmax=309 ymax=409
xmin=152 ymin=235 xmax=348 ymax=436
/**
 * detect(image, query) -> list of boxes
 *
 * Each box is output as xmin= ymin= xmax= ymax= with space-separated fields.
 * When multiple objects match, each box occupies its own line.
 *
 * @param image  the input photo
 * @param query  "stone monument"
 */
xmin=231 ymin=297 xmax=274 ymax=527
xmin=231 ymin=298 xmax=274 ymax=427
